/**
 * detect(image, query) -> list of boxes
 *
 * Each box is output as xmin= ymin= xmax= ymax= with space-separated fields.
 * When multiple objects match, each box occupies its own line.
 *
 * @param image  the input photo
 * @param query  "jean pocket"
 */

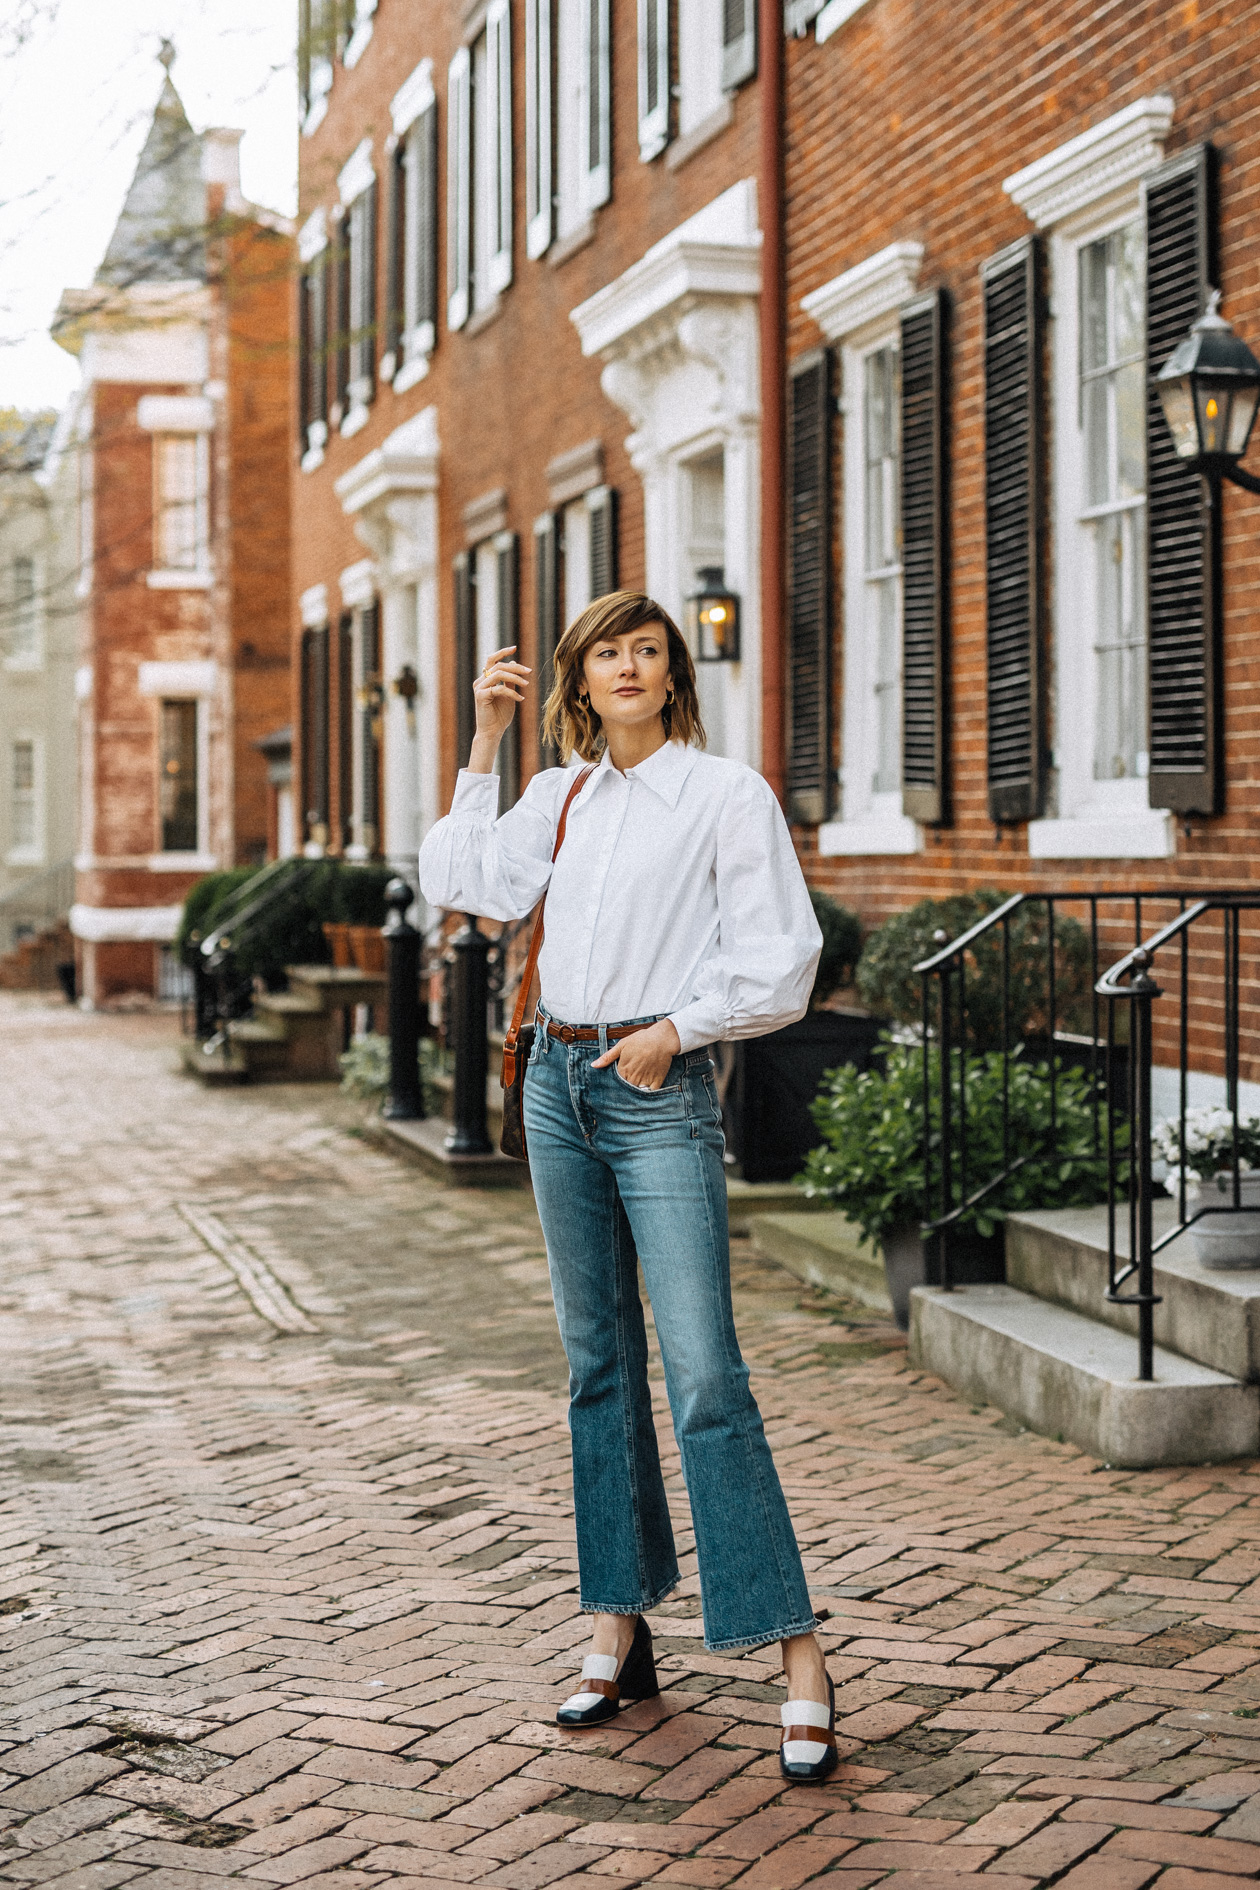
xmin=610 ymin=1061 xmax=683 ymax=1099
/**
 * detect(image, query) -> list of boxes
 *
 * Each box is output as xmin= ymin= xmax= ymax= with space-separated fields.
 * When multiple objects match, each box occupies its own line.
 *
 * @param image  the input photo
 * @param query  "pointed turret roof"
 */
xmin=96 ymin=75 xmax=206 ymax=287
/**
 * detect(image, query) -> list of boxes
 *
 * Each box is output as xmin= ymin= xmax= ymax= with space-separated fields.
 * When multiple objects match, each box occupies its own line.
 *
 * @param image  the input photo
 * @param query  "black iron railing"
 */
xmin=189 ymin=857 xmax=320 ymax=1055
xmin=916 ymin=887 xmax=1257 ymax=1381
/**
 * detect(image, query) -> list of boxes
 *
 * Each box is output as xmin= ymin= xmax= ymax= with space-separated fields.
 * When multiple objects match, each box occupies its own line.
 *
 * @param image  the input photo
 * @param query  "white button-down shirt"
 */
xmin=418 ymin=740 xmax=822 ymax=1052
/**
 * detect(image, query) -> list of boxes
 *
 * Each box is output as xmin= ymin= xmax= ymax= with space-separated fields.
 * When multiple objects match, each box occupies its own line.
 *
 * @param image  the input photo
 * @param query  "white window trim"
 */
xmin=525 ymin=0 xmax=553 ymax=258
xmin=1012 ymin=111 xmax=1176 ymax=862
xmin=151 ymin=431 xmax=211 ymax=582
xmin=138 ymin=661 xmax=217 ymax=698
xmin=487 ymin=0 xmax=514 ymax=295
xmin=814 ymin=0 xmax=873 ymax=44
xmin=7 ymin=731 xmax=44 ymax=867
xmin=338 ymin=137 xmax=375 ymax=208
xmin=392 ymin=57 xmax=435 ymax=136
xmin=581 ymin=0 xmax=612 ymax=213
xmin=638 ymin=0 xmax=669 ymax=161
xmin=298 ymin=206 xmax=328 ymax=265
xmin=447 ymin=48 xmax=472 ymax=331
xmin=6 ymin=556 xmax=43 ymax=671
xmin=819 ymin=321 xmax=920 ymax=859
xmin=343 ymin=0 xmax=377 ymax=69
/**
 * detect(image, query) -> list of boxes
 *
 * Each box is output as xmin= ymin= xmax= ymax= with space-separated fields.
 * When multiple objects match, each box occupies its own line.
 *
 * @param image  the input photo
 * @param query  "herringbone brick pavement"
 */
xmin=1 ymin=993 xmax=1258 ymax=1890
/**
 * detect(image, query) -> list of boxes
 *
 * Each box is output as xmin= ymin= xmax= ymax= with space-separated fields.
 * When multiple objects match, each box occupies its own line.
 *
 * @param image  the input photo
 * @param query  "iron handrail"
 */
xmin=198 ymin=855 xmax=318 ymax=960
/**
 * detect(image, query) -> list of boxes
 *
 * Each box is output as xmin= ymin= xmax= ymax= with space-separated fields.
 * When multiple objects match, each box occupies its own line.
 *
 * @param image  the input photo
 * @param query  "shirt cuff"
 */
xmin=451 ymin=769 xmax=501 ymax=816
xmin=668 ymin=1001 xmax=725 ymax=1054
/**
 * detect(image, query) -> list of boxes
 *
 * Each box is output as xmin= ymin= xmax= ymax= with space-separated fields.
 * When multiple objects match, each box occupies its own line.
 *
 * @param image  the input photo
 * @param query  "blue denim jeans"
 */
xmin=523 ymin=1008 xmax=818 ymax=1652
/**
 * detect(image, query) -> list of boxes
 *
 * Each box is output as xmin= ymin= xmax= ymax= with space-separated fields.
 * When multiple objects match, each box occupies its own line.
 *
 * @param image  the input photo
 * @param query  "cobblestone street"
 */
xmin=2 ymin=994 xmax=1260 ymax=1890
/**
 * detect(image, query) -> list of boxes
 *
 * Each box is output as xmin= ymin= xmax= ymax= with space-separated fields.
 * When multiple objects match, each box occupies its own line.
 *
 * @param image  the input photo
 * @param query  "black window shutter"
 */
xmin=983 ymin=235 xmax=1043 ymax=823
xmin=299 ymin=628 xmax=314 ymax=835
xmin=454 ymin=552 xmax=476 ymax=767
xmin=417 ymin=102 xmax=439 ymax=336
xmin=361 ymin=599 xmax=381 ymax=845
xmin=338 ymin=612 xmax=354 ymax=848
xmin=313 ymin=255 xmax=329 ymax=426
xmin=496 ymin=533 xmax=521 ymax=809
xmin=787 ymin=349 xmax=831 ymax=826
xmin=334 ymin=221 xmax=350 ymax=414
xmin=298 ymin=268 xmax=311 ymax=450
xmin=535 ymin=512 xmax=560 ymax=768
xmin=362 ymin=178 xmax=378 ymax=401
xmin=721 ymin=0 xmax=755 ymax=89
xmin=384 ymin=145 xmax=403 ymax=366
xmin=309 ymin=624 xmax=330 ymax=839
xmin=1144 ymin=144 xmax=1218 ymax=815
xmin=900 ymin=288 xmax=949 ymax=825
xmin=588 ymin=486 xmax=618 ymax=598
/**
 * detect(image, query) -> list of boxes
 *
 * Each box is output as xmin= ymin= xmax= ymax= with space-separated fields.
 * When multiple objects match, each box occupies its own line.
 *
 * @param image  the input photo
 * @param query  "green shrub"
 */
xmin=800 ymin=1038 xmax=1120 ymax=1247
xmin=334 ymin=864 xmax=395 ymax=925
xmin=339 ymin=1032 xmax=444 ymax=1115
xmin=809 ymin=888 xmax=863 ymax=1008
xmin=855 ymin=890 xmax=1092 ymax=1050
xmin=175 ymin=867 xmax=259 ymax=957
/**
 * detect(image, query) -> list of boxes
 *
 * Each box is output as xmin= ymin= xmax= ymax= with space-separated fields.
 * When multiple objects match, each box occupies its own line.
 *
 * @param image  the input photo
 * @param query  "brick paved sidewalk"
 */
xmin=1 ymin=994 xmax=1259 ymax=1890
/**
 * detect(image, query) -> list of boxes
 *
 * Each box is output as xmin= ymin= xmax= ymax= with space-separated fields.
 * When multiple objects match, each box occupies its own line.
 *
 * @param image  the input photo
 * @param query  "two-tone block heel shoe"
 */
xmin=779 ymin=1672 xmax=838 ymax=1783
xmin=555 ymin=1615 xmax=660 ymax=1727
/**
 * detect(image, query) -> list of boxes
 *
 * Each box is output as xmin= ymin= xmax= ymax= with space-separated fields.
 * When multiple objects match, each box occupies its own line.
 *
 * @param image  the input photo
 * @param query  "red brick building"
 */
xmin=290 ymin=0 xmax=766 ymax=897
xmin=56 ymin=69 xmax=294 ymax=1003
xmin=781 ymin=0 xmax=1260 ymax=923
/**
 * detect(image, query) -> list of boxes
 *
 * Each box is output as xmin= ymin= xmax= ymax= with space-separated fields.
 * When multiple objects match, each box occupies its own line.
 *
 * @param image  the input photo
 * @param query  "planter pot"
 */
xmin=348 ymin=925 xmax=386 ymax=976
xmin=729 ymin=1009 xmax=884 ymax=1184
xmin=323 ymin=922 xmax=352 ymax=969
xmin=1189 ymin=1173 xmax=1260 ymax=1269
xmin=880 ymin=1222 xmax=1008 ymax=1331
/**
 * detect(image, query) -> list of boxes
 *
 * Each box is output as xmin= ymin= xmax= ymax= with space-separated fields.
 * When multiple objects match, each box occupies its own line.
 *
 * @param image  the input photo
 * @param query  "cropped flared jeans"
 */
xmin=523 ymin=1010 xmax=818 ymax=1652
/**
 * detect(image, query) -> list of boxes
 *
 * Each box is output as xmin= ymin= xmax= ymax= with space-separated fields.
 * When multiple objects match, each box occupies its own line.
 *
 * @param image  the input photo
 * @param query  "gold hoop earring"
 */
xmin=579 ymin=693 xmax=591 ymax=708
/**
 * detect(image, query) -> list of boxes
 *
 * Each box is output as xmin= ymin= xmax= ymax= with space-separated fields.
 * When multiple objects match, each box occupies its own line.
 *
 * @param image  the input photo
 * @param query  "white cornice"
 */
xmin=338 ymin=137 xmax=375 ymax=207
xmin=300 ymin=582 xmax=329 ymax=628
xmin=801 ymin=240 xmax=924 ymax=343
xmin=339 ymin=558 xmax=376 ymax=608
xmin=299 ymin=207 xmax=328 ymax=264
xmin=335 ymin=405 xmax=440 ymax=515
xmin=391 ymin=58 xmax=435 ymax=135
xmin=1004 ymin=94 xmax=1175 ymax=230
xmin=571 ymin=180 xmax=761 ymax=360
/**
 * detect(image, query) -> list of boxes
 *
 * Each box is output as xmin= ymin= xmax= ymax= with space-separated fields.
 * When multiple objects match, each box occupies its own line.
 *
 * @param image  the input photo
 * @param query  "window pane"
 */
xmin=11 ymin=556 xmax=36 ymax=660
xmin=872 ymin=576 xmax=900 ymax=794
xmin=864 ymin=346 xmax=898 ymax=574
xmin=1091 ymin=507 xmax=1148 ymax=781
xmin=12 ymin=740 xmax=34 ymax=848
xmin=156 ymin=436 xmax=202 ymax=570
xmin=160 ymin=699 xmax=199 ymax=851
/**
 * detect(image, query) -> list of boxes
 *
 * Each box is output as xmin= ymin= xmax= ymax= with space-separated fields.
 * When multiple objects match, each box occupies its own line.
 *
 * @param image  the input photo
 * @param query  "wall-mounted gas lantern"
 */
xmin=687 ymin=567 xmax=741 ymax=662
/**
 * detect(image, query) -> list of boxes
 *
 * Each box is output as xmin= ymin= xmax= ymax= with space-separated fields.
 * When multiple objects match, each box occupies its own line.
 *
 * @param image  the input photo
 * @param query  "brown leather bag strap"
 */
xmin=504 ymin=766 xmax=594 ymax=1054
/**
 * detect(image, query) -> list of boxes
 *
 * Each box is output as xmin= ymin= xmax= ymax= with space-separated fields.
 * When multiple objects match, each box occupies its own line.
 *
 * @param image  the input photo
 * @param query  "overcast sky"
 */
xmin=0 ymin=0 xmax=298 ymax=413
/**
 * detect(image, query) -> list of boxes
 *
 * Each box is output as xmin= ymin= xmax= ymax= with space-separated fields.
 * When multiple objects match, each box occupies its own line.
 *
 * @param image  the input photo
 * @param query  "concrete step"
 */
xmin=727 ymin=1182 xmax=827 ymax=1237
xmin=910 ymin=1282 xmax=1259 ymax=1468
xmin=285 ymin=964 xmax=388 ymax=1010
xmin=254 ymin=991 xmax=324 ymax=1017
xmin=1007 ymin=1203 xmax=1260 ymax=1384
xmin=750 ymin=1210 xmax=891 ymax=1312
xmin=368 ymin=1114 xmax=528 ymax=1188
xmin=179 ymin=1038 xmax=249 ymax=1085
xmin=230 ymin=1015 xmax=289 ymax=1043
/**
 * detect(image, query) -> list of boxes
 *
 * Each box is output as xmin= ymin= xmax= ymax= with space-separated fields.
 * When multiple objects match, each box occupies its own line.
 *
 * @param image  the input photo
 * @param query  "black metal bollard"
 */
xmin=383 ymin=878 xmax=424 ymax=1121
xmin=448 ymin=914 xmax=491 ymax=1154
xmin=1129 ymin=948 xmax=1161 ymax=1383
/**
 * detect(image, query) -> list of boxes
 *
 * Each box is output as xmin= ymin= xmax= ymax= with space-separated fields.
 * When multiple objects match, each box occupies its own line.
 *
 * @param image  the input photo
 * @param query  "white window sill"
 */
xmin=1028 ymin=808 xmax=1176 ymax=859
xmin=301 ymin=444 xmax=326 ymax=473
xmin=818 ymin=811 xmax=920 ymax=856
xmin=343 ymin=18 xmax=373 ymax=67
xmin=148 ymin=852 xmax=219 ymax=872
xmin=341 ymin=402 xmax=371 ymax=440
xmin=302 ymin=96 xmax=329 ymax=138
xmin=4 ymin=655 xmax=43 ymax=673
xmin=6 ymin=848 xmax=45 ymax=868
xmin=148 ymin=569 xmax=212 ymax=591
xmin=392 ymin=351 xmax=432 ymax=395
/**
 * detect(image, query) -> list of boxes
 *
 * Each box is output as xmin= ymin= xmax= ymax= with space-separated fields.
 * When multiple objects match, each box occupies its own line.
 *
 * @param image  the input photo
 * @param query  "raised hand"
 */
xmin=469 ymin=645 xmax=531 ymax=772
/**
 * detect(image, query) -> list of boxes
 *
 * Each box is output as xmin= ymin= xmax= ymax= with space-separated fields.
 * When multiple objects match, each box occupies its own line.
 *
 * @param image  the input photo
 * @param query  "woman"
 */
xmin=419 ymin=590 xmax=837 ymax=1783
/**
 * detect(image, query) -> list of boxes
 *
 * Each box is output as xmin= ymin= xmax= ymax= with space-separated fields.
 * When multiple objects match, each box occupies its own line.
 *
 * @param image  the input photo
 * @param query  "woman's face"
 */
xmin=581 ymin=625 xmax=672 ymax=734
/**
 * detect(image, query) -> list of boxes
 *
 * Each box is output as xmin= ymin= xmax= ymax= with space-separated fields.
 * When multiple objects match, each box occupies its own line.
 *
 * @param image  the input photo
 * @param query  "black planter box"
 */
xmin=729 ymin=1009 xmax=884 ymax=1184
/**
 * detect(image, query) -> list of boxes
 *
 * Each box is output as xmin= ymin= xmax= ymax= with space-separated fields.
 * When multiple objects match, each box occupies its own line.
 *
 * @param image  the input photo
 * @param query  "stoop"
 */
xmin=910 ymin=1283 xmax=1259 ymax=1467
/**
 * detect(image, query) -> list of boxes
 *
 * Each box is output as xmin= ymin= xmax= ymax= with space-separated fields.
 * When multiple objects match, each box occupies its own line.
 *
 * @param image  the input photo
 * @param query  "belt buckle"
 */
xmin=556 ymin=1023 xmax=577 ymax=1044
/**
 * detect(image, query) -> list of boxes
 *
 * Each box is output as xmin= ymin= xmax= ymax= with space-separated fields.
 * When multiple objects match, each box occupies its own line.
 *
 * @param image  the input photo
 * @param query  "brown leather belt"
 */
xmin=546 ymin=1019 xmax=655 ymax=1045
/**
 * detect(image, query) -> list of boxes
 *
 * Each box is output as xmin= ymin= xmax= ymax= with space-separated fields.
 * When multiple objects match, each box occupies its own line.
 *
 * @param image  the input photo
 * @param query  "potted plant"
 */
xmin=335 ymin=865 xmax=394 ymax=976
xmin=800 ymin=1041 xmax=1120 ymax=1327
xmin=1153 ymin=1107 xmax=1260 ymax=1269
xmin=728 ymin=890 xmax=875 ymax=1182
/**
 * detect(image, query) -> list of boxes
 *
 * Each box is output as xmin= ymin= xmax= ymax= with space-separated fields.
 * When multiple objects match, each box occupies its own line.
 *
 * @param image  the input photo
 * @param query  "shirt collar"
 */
xmin=589 ymin=738 xmax=698 ymax=809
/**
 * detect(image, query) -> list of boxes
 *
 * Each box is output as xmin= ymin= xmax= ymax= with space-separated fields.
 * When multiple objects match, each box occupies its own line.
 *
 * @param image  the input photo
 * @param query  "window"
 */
xmin=154 ymin=435 xmax=208 ymax=572
xmin=677 ymin=0 xmax=722 ymax=139
xmin=525 ymin=0 xmax=552 ymax=256
xmin=8 ymin=557 xmax=39 ymax=666
xmin=11 ymin=739 xmax=36 ymax=854
xmin=387 ymin=65 xmax=437 ymax=388
xmin=1080 ymin=223 xmax=1147 ymax=785
xmin=159 ymin=700 xmax=199 ymax=853
xmin=448 ymin=4 xmax=512 ymax=329
xmin=638 ymin=0 xmax=669 ymax=159
xmin=555 ymin=0 xmax=611 ymax=240
xmin=863 ymin=346 xmax=902 ymax=797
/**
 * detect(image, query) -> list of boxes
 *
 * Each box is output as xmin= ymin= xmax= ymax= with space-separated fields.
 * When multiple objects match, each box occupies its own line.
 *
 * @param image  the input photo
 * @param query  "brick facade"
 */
xmin=784 ymin=0 xmax=1260 ymax=926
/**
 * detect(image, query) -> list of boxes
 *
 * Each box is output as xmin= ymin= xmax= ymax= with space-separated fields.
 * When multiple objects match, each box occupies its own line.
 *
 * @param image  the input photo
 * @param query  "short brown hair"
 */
xmin=541 ymin=590 xmax=706 ymax=763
